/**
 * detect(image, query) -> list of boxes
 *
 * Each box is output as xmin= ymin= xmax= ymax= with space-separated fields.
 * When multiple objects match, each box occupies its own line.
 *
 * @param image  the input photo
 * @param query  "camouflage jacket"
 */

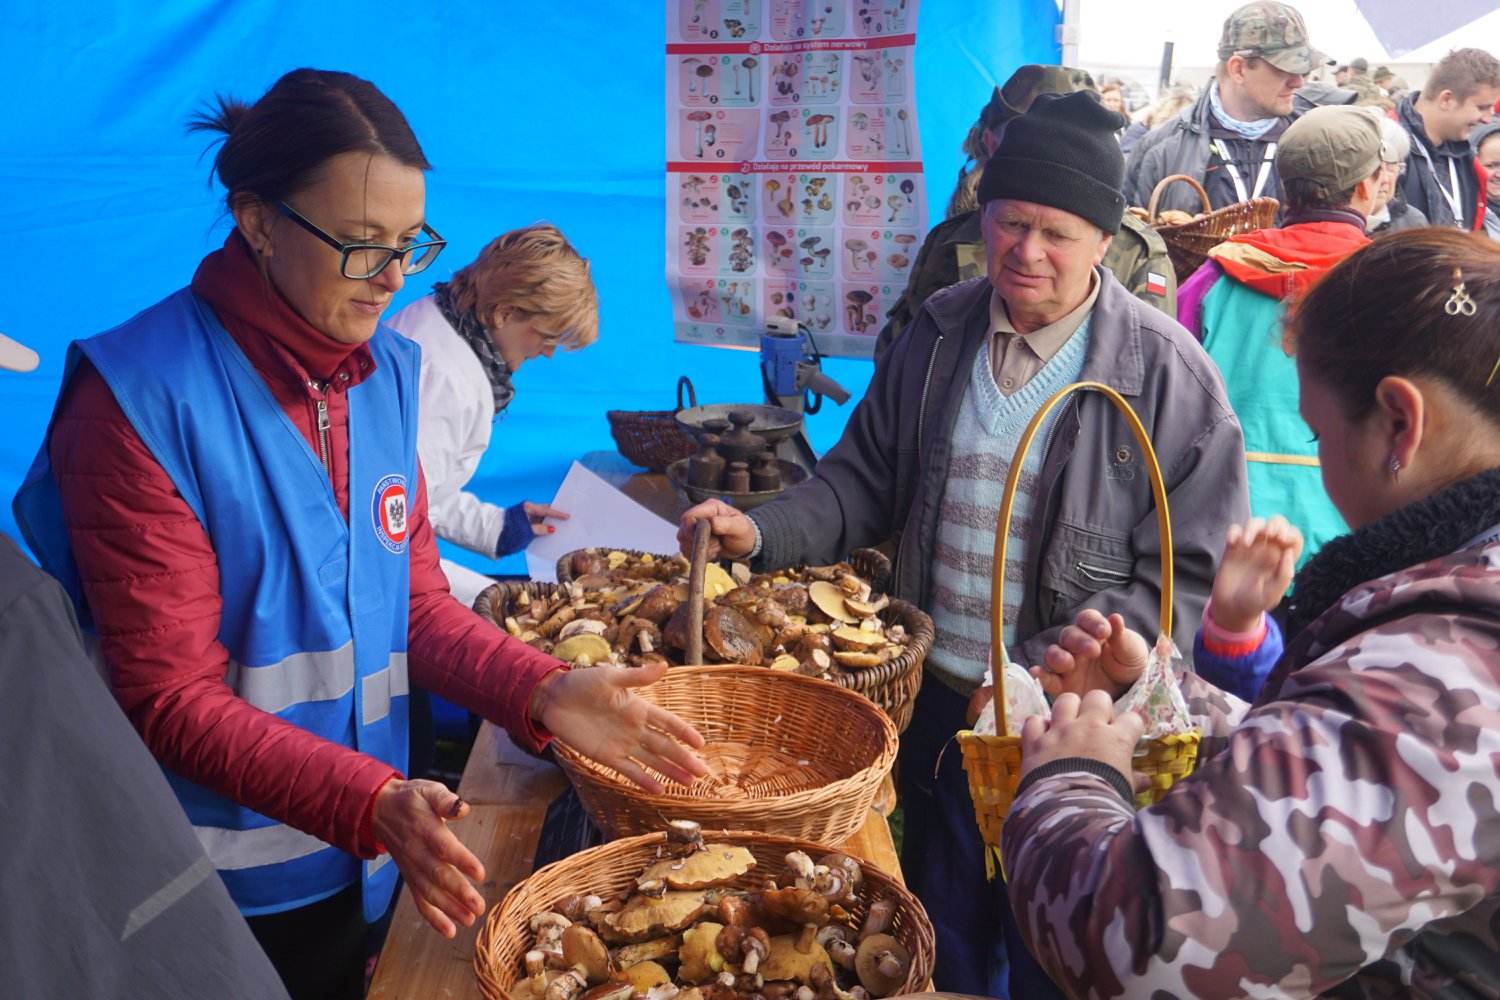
xmin=872 ymin=210 xmax=1176 ymax=357
xmin=1003 ymin=478 xmax=1500 ymax=998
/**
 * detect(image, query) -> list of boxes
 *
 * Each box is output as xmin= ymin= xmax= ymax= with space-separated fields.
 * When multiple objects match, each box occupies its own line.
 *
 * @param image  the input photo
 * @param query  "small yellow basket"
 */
xmin=956 ymin=381 xmax=1201 ymax=871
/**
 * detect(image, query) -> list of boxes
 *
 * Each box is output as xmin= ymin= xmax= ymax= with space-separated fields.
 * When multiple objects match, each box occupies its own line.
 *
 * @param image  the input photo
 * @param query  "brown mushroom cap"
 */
xmin=704 ymin=605 xmax=765 ymax=664
xmin=688 ymin=111 xmax=713 ymax=122
xmin=846 ymin=290 xmax=874 ymax=305
xmin=807 ymin=580 xmax=859 ymax=624
xmin=618 ymin=961 xmax=673 ymax=993
xmin=854 ymin=934 xmax=911 ymax=997
xmin=760 ymin=934 xmax=833 ymax=984
xmin=678 ymin=921 xmax=728 ymax=983
xmin=759 ymin=886 xmax=831 ymax=926
xmin=604 ymin=891 xmax=708 ymax=942
xmin=563 ymin=925 xmax=614 ymax=984
xmin=843 ymin=239 xmax=868 ymax=252
xmin=766 ymin=231 xmax=787 ymax=247
xmin=641 ymin=845 xmax=757 ymax=890
xmin=697 ymin=65 xmax=715 ymax=77
xmin=893 ymin=234 xmax=917 ymax=246
xmin=581 ymin=985 xmax=633 ymax=1000
xmin=612 ymin=936 xmax=681 ymax=967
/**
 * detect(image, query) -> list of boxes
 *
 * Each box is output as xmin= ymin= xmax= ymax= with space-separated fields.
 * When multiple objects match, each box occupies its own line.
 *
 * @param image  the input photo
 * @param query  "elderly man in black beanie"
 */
xmin=678 ymin=91 xmax=1248 ymax=997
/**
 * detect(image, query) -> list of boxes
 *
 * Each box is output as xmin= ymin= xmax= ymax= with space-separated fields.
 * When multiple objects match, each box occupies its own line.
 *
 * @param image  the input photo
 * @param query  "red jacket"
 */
xmin=48 ymin=233 xmax=564 ymax=858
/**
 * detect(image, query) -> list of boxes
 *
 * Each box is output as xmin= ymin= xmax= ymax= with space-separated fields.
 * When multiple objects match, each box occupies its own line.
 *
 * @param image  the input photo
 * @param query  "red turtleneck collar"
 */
xmin=191 ymin=231 xmax=375 ymax=391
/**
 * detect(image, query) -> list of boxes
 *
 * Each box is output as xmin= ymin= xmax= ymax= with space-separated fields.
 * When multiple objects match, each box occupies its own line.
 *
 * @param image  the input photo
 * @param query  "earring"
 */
xmin=1388 ymin=455 xmax=1402 ymax=478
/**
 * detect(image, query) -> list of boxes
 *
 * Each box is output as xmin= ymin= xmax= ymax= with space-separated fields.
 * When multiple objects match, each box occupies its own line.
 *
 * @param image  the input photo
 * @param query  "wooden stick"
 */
xmin=686 ymin=519 xmax=710 ymax=665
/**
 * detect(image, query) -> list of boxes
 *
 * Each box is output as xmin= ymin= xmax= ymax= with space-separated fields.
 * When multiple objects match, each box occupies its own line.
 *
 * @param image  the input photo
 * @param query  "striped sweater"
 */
xmin=925 ymin=320 xmax=1092 ymax=690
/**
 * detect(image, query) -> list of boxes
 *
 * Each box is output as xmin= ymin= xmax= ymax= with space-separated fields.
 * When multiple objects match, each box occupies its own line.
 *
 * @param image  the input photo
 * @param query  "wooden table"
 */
xmin=368 ymin=723 xmax=902 ymax=999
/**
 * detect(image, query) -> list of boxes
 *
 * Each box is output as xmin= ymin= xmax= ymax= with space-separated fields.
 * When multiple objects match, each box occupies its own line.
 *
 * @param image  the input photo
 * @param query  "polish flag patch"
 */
xmin=1146 ymin=272 xmax=1169 ymax=296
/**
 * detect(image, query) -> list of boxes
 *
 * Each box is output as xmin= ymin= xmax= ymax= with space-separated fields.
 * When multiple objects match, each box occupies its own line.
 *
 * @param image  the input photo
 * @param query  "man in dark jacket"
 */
xmin=875 ymin=66 xmax=1176 ymax=355
xmin=0 ymin=329 xmax=290 ymax=1000
xmin=680 ymin=94 xmax=1248 ymax=997
xmin=1397 ymin=47 xmax=1500 ymax=229
xmin=1125 ymin=2 xmax=1319 ymax=213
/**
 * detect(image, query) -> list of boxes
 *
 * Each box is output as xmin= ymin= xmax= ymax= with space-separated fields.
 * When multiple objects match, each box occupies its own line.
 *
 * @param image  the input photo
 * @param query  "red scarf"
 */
xmin=1210 ymin=222 xmax=1371 ymax=301
xmin=191 ymin=231 xmax=372 ymax=384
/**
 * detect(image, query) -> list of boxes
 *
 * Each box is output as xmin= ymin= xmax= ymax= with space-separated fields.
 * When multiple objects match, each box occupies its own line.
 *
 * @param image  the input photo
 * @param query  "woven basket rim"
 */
xmin=473 ymin=829 xmax=935 ymax=1000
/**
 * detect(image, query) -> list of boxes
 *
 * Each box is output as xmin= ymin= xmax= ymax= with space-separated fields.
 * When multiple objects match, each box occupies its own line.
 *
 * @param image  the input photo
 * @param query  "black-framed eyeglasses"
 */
xmin=277 ymin=202 xmax=446 ymax=280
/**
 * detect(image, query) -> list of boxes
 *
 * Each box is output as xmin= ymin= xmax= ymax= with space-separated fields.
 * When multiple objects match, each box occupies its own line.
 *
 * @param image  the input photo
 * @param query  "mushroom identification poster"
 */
xmin=666 ymin=0 xmax=925 ymax=359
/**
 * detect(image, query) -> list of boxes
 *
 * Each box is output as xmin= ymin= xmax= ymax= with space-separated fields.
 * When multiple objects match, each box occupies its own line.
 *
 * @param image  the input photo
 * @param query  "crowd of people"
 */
xmin=684 ymin=2 xmax=1500 ymax=997
xmin=4 ymin=3 xmax=1500 ymax=999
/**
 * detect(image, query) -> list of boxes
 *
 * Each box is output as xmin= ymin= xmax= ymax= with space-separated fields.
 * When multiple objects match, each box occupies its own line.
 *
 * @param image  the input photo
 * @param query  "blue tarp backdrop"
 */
xmin=0 ymin=2 xmax=1059 ymax=574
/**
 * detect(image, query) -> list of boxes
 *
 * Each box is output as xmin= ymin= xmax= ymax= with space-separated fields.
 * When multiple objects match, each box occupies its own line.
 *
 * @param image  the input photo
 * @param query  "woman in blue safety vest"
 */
xmin=13 ymin=68 xmax=707 ymax=1000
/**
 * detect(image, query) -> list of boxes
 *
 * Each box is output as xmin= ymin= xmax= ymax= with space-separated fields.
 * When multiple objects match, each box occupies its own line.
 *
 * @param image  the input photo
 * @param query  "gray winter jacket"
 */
xmin=750 ymin=270 xmax=1249 ymax=687
xmin=1124 ymin=90 xmax=1218 ymax=212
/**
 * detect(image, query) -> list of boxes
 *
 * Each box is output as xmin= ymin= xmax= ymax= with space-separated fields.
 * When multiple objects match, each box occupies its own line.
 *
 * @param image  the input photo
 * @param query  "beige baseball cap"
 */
xmin=1276 ymin=105 xmax=1384 ymax=189
xmin=0 ymin=331 xmax=39 ymax=373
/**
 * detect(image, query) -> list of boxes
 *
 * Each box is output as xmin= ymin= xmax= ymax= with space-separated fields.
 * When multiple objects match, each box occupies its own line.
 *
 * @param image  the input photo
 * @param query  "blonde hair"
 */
xmin=447 ymin=223 xmax=599 ymax=350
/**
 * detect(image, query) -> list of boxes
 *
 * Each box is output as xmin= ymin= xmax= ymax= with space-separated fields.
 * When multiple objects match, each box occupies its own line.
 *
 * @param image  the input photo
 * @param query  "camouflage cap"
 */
xmin=1218 ymin=2 xmax=1320 ymax=76
xmin=1276 ymin=105 xmax=1383 ymax=190
xmin=980 ymin=65 xmax=1097 ymax=128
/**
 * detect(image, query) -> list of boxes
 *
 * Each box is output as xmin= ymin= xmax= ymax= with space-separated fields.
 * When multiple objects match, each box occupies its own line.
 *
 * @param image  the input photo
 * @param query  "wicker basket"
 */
xmin=957 ymin=381 xmax=1201 ymax=870
xmin=553 ymin=545 xmax=924 ymax=732
xmin=1146 ymin=173 xmax=1279 ymax=283
xmin=554 ymin=664 xmax=896 ymax=842
xmin=606 ymin=376 xmax=700 ymax=473
xmin=474 ymin=830 xmax=935 ymax=1000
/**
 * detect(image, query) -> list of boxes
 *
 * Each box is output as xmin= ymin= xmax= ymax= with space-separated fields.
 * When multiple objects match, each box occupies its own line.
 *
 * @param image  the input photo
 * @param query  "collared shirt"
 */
xmin=987 ymin=270 xmax=1100 ymax=396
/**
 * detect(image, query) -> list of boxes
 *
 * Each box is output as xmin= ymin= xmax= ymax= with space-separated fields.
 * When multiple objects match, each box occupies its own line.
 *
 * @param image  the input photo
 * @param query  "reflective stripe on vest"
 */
xmin=13 ymin=287 xmax=417 ymax=923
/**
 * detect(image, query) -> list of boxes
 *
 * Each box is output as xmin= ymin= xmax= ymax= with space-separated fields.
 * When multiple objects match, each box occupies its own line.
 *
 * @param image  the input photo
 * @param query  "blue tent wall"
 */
xmin=0 ymin=1 xmax=1059 ymax=573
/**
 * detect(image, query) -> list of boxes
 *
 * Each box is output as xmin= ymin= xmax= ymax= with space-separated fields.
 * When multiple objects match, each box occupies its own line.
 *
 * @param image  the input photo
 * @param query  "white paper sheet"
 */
xmin=523 ymin=461 xmax=683 ymax=582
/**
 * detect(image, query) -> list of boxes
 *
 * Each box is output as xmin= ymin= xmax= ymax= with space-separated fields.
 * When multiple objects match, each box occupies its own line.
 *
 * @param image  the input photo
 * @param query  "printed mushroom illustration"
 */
xmin=769 ymin=110 xmax=792 ymax=143
xmin=703 ymin=124 xmax=717 ymax=150
xmin=844 ymin=238 xmax=869 ymax=272
xmin=683 ymin=58 xmax=704 ymax=96
xmin=888 ymin=252 xmax=909 ymax=269
xmin=695 ymin=63 xmax=715 ymax=99
xmin=895 ymin=109 xmax=910 ymax=154
xmin=765 ymin=230 xmax=787 ymax=259
xmin=850 ymin=111 xmax=870 ymax=132
xmin=899 ymin=179 xmax=914 ymax=196
xmin=846 ymin=289 xmax=874 ymax=332
xmin=893 ymin=233 xmax=917 ymax=251
xmin=687 ymin=111 xmax=713 ymax=158
xmin=885 ymin=194 xmax=905 ymax=222
xmin=806 ymin=114 xmax=834 ymax=149
xmin=812 ymin=247 xmax=832 ymax=268
xmin=743 ymin=57 xmax=759 ymax=101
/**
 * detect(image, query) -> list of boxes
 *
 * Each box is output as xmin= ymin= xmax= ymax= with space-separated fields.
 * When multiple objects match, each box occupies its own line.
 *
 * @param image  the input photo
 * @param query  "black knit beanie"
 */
xmin=978 ymin=91 xmax=1127 ymax=233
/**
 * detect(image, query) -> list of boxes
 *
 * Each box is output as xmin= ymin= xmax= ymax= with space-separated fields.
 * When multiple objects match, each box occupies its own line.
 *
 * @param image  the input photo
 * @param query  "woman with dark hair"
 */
xmin=995 ymin=229 xmax=1500 ymax=997
xmin=13 ymin=68 xmax=706 ymax=1000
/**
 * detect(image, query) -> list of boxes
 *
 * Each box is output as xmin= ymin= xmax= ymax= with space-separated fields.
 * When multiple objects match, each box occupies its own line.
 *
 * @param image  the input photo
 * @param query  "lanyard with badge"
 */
xmin=1214 ymin=138 xmax=1277 ymax=201
xmin=1427 ymin=154 xmax=1465 ymax=224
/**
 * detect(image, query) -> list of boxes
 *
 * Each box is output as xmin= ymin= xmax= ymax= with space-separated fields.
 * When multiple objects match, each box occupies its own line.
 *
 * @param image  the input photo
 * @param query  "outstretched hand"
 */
xmin=530 ymin=661 xmax=709 ymax=792
xmin=371 ymin=779 xmax=487 ymax=938
xmin=1210 ymin=516 xmax=1302 ymax=633
xmin=1030 ymin=609 xmax=1148 ymax=700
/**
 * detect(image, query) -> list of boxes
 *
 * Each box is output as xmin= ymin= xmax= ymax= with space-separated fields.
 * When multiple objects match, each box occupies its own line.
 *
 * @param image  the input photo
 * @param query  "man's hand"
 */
xmin=1031 ymin=610 xmax=1148 ymax=700
xmin=529 ymin=662 xmax=709 ymax=792
xmin=1210 ymin=516 xmax=1302 ymax=633
xmin=677 ymin=499 xmax=756 ymax=561
xmin=371 ymin=779 xmax=487 ymax=939
xmin=1019 ymin=690 xmax=1145 ymax=785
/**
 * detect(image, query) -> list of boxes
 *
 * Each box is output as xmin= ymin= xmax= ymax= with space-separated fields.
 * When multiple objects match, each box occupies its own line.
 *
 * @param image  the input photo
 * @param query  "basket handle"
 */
xmin=675 ymin=376 xmax=698 ymax=413
xmin=685 ymin=519 xmax=710 ymax=665
xmin=990 ymin=381 xmax=1174 ymax=738
xmin=1146 ymin=173 xmax=1211 ymax=223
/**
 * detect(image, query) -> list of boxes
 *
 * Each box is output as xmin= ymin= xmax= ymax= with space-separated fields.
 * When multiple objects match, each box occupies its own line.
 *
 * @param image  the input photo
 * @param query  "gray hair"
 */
xmin=1378 ymin=116 xmax=1410 ymax=164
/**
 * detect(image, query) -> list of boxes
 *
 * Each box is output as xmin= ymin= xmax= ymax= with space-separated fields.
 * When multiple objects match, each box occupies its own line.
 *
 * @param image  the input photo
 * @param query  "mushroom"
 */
xmin=525 ymin=950 xmax=552 ymax=998
xmin=553 ymin=631 xmax=612 ymax=667
xmin=895 ymin=109 xmax=910 ymax=154
xmin=667 ymin=818 xmax=707 ymax=853
xmin=696 ymin=64 xmax=716 ymax=96
xmin=557 ymin=894 xmax=605 ymax=923
xmin=613 ymin=936 xmax=682 ymax=967
xmin=605 ymin=891 xmax=708 ymax=943
xmin=846 ymin=290 xmax=874 ymax=332
xmin=683 ymin=57 xmax=704 ymax=96
xmin=687 ymin=111 xmax=713 ymax=158
xmin=563 ymin=925 xmax=614 ymax=985
xmin=769 ymin=110 xmax=792 ymax=143
xmin=717 ymin=924 xmax=772 ymax=975
xmin=815 ymin=927 xmax=856 ymax=971
xmin=743 ymin=57 xmax=759 ymax=101
xmin=843 ymin=239 xmax=868 ymax=273
xmin=704 ymin=605 xmax=766 ymax=664
xmin=760 ymin=887 xmax=831 ymax=953
xmin=853 ymin=934 xmax=911 ymax=997
xmin=679 ymin=922 xmax=728 ymax=983
xmin=641 ymin=844 xmax=757 ymax=889
xmin=892 ymin=233 xmax=917 ymax=250
xmin=857 ymin=896 xmax=896 ymax=941
xmin=760 ymin=935 xmax=833 ymax=984
xmin=899 ymin=179 xmax=914 ymax=196
xmin=581 ymin=985 xmax=634 ymax=1000
xmin=532 ymin=912 xmax=574 ymax=951
xmin=620 ymin=962 xmax=674 ymax=993
xmin=885 ymin=195 xmax=905 ymax=223
xmin=546 ymin=970 xmax=589 ymax=1000
xmin=805 ymin=114 xmax=834 ymax=149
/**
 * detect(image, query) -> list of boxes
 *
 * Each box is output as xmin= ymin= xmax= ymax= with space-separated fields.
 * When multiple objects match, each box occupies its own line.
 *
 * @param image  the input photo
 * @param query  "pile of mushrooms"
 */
xmin=496 ymin=552 xmax=911 ymax=680
xmin=515 ymin=822 xmax=913 ymax=1000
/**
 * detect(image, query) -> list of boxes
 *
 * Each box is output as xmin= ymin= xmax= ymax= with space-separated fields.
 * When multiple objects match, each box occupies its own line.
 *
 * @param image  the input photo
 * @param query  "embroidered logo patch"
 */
xmin=371 ymin=474 xmax=409 ymax=554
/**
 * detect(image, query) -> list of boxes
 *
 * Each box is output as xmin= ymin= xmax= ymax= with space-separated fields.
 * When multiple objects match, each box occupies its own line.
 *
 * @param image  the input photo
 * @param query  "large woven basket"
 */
xmin=474 ymin=830 xmax=935 ymax=1000
xmin=606 ymin=376 xmax=700 ymax=473
xmin=552 ymin=545 xmax=926 ymax=733
xmin=1146 ymin=173 xmax=1279 ymax=283
xmin=957 ymin=381 xmax=1201 ymax=870
xmin=553 ymin=664 xmax=896 ymax=842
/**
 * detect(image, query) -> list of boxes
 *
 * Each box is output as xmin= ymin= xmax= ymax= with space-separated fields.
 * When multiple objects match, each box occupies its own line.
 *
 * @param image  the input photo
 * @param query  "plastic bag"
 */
xmin=1113 ymin=634 xmax=1193 ymax=738
xmin=973 ymin=660 xmax=1051 ymax=737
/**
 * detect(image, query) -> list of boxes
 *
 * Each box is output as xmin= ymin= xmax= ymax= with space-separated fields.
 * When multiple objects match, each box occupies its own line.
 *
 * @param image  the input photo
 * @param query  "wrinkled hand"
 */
xmin=522 ymin=502 xmax=570 ymax=537
xmin=677 ymin=499 xmax=756 ymax=561
xmin=1031 ymin=610 xmax=1148 ymax=701
xmin=371 ymin=779 xmax=486 ymax=938
xmin=531 ymin=661 xmax=709 ymax=792
xmin=1019 ymin=690 xmax=1145 ymax=784
xmin=1210 ymin=516 xmax=1302 ymax=633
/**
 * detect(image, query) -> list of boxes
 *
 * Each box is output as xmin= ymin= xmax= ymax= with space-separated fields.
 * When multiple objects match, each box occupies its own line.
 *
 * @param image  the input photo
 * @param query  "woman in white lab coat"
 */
xmin=387 ymin=223 xmax=598 ymax=605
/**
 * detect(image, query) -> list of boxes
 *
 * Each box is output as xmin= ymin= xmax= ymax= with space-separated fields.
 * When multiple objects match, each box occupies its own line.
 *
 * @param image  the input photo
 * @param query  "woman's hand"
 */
xmin=370 ymin=779 xmax=487 ymax=939
xmin=530 ymin=661 xmax=709 ymax=791
xmin=677 ymin=500 xmax=756 ymax=561
xmin=1031 ymin=610 xmax=1148 ymax=701
xmin=1210 ymin=516 xmax=1302 ymax=633
xmin=1019 ymin=690 xmax=1145 ymax=784
xmin=522 ymin=502 xmax=569 ymax=537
